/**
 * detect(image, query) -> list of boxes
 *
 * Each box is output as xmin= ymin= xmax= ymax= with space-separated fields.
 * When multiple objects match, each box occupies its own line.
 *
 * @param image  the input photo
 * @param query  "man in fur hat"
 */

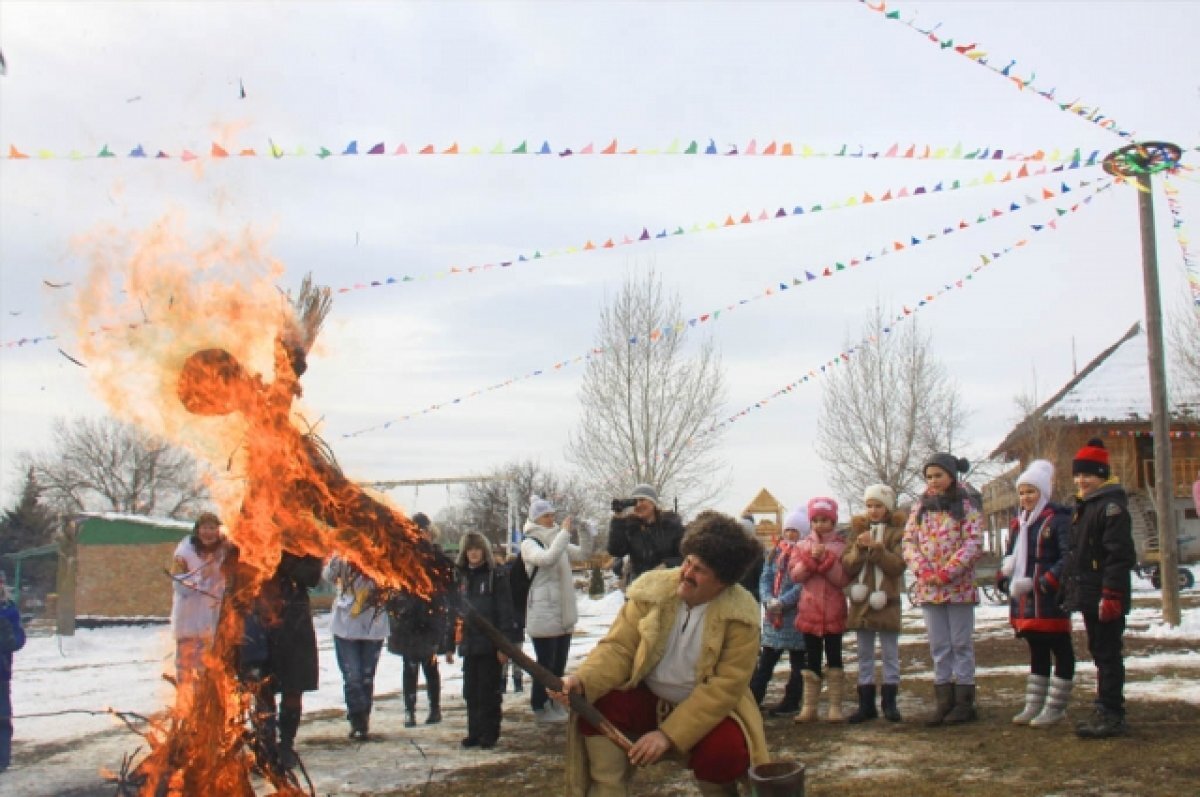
xmin=556 ymin=512 xmax=768 ymax=796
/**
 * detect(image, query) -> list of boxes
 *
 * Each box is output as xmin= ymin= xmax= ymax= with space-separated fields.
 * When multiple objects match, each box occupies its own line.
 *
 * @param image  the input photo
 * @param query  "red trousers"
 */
xmin=578 ymin=685 xmax=750 ymax=784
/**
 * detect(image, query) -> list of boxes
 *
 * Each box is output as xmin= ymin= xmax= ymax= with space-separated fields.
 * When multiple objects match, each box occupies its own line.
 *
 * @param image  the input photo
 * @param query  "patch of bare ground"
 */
xmin=383 ymin=593 xmax=1200 ymax=796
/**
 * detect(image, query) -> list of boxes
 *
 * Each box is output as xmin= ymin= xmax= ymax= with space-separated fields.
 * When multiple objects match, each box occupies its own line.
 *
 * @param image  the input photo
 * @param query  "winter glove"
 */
xmin=1098 ymin=588 xmax=1123 ymax=623
xmin=766 ymin=598 xmax=784 ymax=613
xmin=1038 ymin=571 xmax=1060 ymax=595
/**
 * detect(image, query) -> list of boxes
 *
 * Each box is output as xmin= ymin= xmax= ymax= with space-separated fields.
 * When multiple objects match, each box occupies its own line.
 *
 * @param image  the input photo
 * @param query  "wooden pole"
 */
xmin=1136 ymin=170 xmax=1182 ymax=627
xmin=465 ymin=607 xmax=635 ymax=751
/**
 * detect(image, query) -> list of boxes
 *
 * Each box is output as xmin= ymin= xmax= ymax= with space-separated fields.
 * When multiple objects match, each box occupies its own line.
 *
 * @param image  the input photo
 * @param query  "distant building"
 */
xmin=985 ymin=322 xmax=1200 ymax=578
xmin=741 ymin=488 xmax=787 ymax=547
xmin=70 ymin=512 xmax=192 ymax=619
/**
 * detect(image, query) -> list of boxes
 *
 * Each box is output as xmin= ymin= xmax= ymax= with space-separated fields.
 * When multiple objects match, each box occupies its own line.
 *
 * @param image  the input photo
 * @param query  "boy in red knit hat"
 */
xmin=1060 ymin=438 xmax=1136 ymax=739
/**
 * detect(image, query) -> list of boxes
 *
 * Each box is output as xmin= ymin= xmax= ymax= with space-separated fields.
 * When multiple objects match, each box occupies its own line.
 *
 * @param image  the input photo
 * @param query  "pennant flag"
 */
xmin=601 ymin=139 xmax=617 ymax=154
xmin=368 ymin=142 xmax=385 ymax=155
xmin=130 ymin=144 xmax=146 ymax=157
xmin=538 ymin=141 xmax=552 ymax=155
xmin=317 ymin=147 xmax=332 ymax=159
xmin=684 ymin=140 xmax=698 ymax=154
xmin=513 ymin=141 xmax=528 ymax=154
xmin=443 ymin=142 xmax=459 ymax=154
xmin=343 ymin=141 xmax=358 ymax=155
xmin=8 ymin=145 xmax=29 ymax=159
xmin=394 ymin=143 xmax=409 ymax=154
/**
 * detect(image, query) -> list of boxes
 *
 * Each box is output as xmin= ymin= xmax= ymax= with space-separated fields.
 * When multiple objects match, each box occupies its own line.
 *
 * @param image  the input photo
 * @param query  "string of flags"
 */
xmin=859 ymin=0 xmax=1134 ymax=141
xmin=339 ymin=174 xmax=1103 ymax=438
xmin=0 ymin=165 xmax=1099 ymax=350
xmin=1162 ymin=179 xmax=1200 ymax=314
xmin=1106 ymin=429 xmax=1200 ymax=438
xmin=664 ymin=182 xmax=1116 ymax=456
xmin=326 ymin=160 xmax=1096 ymax=298
xmin=3 ymin=139 xmax=1105 ymax=164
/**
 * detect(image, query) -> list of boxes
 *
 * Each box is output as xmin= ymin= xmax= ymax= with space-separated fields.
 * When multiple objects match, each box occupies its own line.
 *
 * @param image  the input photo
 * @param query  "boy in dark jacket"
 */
xmin=455 ymin=532 xmax=521 ymax=749
xmin=1061 ymin=439 xmax=1136 ymax=739
xmin=1 ymin=572 xmax=27 ymax=772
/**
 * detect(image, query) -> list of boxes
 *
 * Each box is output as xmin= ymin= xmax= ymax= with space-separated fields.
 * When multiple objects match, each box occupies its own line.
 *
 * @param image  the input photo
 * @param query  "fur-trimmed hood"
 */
xmin=850 ymin=510 xmax=908 ymax=534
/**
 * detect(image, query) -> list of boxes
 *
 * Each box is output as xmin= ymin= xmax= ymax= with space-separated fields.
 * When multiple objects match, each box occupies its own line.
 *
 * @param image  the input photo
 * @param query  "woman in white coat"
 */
xmin=521 ymin=496 xmax=592 ymax=722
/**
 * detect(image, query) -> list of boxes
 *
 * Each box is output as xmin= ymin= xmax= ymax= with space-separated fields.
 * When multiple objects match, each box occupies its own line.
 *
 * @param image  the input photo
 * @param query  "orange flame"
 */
xmin=69 ymin=215 xmax=449 ymax=794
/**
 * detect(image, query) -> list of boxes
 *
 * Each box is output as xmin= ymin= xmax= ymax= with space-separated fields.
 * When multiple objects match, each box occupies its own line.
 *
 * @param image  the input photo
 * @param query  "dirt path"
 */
xmin=6 ymin=594 xmax=1197 ymax=796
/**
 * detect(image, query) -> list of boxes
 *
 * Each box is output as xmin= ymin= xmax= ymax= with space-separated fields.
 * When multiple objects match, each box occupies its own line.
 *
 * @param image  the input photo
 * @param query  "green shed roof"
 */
xmin=76 ymin=513 xmax=192 ymax=546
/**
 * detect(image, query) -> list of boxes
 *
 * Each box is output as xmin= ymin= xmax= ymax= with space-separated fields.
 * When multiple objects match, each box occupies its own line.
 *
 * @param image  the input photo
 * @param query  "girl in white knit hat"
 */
xmin=842 ymin=484 xmax=907 ymax=723
xmin=996 ymin=459 xmax=1075 ymax=727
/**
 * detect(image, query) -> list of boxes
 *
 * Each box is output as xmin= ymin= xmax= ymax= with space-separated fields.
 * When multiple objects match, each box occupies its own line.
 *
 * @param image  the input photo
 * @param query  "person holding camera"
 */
xmin=606 ymin=484 xmax=685 ymax=587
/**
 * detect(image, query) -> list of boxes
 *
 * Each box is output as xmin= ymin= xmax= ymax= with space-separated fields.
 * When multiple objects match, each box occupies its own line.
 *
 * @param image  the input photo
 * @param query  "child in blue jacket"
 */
xmin=1 ymin=571 xmax=28 ymax=772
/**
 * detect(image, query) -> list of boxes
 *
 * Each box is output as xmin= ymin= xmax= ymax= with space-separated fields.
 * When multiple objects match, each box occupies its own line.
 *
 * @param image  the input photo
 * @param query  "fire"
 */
xmin=68 ymin=215 xmax=450 ymax=794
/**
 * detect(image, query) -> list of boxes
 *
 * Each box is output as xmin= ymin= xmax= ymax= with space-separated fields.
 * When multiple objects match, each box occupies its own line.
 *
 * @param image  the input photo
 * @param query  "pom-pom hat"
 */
xmin=1072 ymin=438 xmax=1111 ymax=478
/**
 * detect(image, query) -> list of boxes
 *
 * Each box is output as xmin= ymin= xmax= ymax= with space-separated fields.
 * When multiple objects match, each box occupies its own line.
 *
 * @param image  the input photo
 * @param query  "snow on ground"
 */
xmin=11 ymin=590 xmax=629 ymax=750
xmin=5 ymin=575 xmax=1198 ymax=794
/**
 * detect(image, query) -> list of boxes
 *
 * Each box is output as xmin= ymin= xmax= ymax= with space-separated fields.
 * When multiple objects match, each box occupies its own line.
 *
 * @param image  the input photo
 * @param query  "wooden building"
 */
xmin=742 ymin=488 xmax=787 ymax=547
xmin=984 ymin=323 xmax=1200 ymax=578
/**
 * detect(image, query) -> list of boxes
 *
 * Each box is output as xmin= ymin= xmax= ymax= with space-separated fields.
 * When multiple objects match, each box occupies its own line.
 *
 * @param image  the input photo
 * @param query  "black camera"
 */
xmin=611 ymin=497 xmax=638 ymax=512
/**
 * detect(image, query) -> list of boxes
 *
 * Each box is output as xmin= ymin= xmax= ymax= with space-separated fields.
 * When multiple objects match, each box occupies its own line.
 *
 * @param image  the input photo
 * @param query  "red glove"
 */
xmin=1039 ymin=571 xmax=1060 ymax=594
xmin=1099 ymin=588 xmax=1123 ymax=623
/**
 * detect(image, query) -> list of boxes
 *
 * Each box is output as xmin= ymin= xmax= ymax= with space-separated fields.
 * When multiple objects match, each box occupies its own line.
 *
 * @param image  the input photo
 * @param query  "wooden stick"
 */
xmin=465 ymin=607 xmax=635 ymax=752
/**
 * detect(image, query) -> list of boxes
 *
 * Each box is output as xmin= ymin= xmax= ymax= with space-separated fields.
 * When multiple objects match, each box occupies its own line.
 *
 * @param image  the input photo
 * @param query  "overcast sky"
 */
xmin=2 ymin=1 xmax=1199 ymax=524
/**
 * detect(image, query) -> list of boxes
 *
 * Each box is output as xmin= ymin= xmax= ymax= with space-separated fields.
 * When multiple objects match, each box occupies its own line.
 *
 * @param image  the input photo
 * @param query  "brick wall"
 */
xmin=76 ymin=542 xmax=178 ymax=617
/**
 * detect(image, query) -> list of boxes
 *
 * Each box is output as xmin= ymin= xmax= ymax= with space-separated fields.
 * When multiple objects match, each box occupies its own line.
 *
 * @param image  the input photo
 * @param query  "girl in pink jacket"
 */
xmin=789 ymin=497 xmax=850 ymax=723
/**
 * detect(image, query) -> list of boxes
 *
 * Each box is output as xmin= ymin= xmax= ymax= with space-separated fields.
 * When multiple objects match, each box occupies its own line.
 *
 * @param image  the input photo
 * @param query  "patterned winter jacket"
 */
xmin=997 ymin=503 xmax=1072 ymax=634
xmin=903 ymin=489 xmax=982 ymax=605
xmin=789 ymin=533 xmax=850 ymax=636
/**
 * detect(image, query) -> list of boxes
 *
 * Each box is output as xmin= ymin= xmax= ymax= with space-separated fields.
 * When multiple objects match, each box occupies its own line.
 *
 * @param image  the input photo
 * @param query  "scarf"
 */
xmin=856 ymin=522 xmax=888 ymax=591
xmin=771 ymin=540 xmax=794 ymax=596
xmin=1013 ymin=496 xmax=1048 ymax=585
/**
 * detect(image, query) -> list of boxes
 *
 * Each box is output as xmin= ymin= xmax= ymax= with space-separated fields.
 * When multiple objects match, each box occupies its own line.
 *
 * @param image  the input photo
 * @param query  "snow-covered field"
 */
xmin=4 ymin=571 xmax=1198 ymax=795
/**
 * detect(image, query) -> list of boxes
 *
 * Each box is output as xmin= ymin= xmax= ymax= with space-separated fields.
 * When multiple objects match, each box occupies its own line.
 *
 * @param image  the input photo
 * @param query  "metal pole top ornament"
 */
xmin=1102 ymin=141 xmax=1182 ymax=178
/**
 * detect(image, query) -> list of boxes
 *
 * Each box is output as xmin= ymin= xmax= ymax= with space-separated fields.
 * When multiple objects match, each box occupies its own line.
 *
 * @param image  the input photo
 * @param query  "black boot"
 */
xmin=943 ymin=684 xmax=978 ymax=724
xmin=277 ymin=705 xmax=302 ymax=770
xmin=1076 ymin=706 xmax=1128 ymax=739
xmin=881 ymin=684 xmax=902 ymax=722
xmin=925 ymin=683 xmax=956 ymax=727
xmin=768 ymin=669 xmax=804 ymax=718
xmin=348 ymin=711 xmax=369 ymax=741
xmin=426 ymin=669 xmax=442 ymax=724
xmin=404 ymin=693 xmax=418 ymax=728
xmin=847 ymin=684 xmax=878 ymax=724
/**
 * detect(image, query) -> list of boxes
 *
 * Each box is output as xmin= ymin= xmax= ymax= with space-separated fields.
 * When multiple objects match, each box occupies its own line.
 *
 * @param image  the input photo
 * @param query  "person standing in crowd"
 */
xmin=455 ymin=531 xmax=521 ymax=750
xmin=790 ymin=497 xmax=850 ymax=723
xmin=903 ymin=452 xmax=983 ymax=726
xmin=324 ymin=554 xmax=389 ymax=740
xmin=843 ymin=485 xmax=907 ymax=724
xmin=607 ymin=483 xmax=684 ymax=586
xmin=749 ymin=507 xmax=807 ymax=718
xmin=996 ymin=459 xmax=1075 ymax=728
xmin=1062 ymin=439 xmax=1136 ymax=739
xmin=169 ymin=512 xmax=235 ymax=688
xmin=239 ymin=551 xmax=323 ymax=771
xmin=557 ymin=512 xmax=768 ymax=797
xmin=738 ymin=515 xmax=765 ymax=604
xmin=521 ymin=496 xmax=592 ymax=723
xmin=387 ymin=512 xmax=455 ymax=729
xmin=0 ymin=571 xmax=26 ymax=773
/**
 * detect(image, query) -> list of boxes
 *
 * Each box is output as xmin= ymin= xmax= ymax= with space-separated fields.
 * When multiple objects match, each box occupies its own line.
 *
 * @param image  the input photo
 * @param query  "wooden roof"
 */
xmin=743 ymin=488 xmax=785 ymax=514
xmin=990 ymin=322 xmax=1141 ymax=459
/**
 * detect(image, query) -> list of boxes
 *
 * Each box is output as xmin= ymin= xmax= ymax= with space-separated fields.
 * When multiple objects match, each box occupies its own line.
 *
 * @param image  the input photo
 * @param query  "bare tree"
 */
xmin=20 ymin=415 xmax=212 ymax=519
xmin=1169 ymin=306 xmax=1200 ymax=411
xmin=456 ymin=460 xmax=593 ymax=550
xmin=815 ymin=305 xmax=968 ymax=508
xmin=567 ymin=269 xmax=727 ymax=510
